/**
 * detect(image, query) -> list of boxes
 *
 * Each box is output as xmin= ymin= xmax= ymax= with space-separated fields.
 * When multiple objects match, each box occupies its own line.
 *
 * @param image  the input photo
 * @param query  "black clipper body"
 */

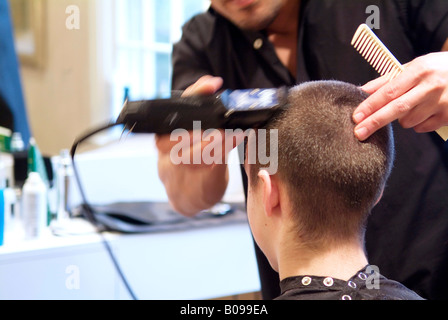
xmin=116 ymin=88 xmax=289 ymax=134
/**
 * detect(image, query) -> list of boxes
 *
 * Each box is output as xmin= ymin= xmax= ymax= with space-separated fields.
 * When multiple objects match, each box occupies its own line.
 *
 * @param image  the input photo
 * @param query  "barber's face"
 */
xmin=210 ymin=0 xmax=286 ymax=30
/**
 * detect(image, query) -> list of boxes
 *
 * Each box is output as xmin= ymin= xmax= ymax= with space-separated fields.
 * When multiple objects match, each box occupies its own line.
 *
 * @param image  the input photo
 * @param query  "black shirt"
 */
xmin=172 ymin=0 xmax=448 ymax=300
xmin=277 ymin=266 xmax=423 ymax=300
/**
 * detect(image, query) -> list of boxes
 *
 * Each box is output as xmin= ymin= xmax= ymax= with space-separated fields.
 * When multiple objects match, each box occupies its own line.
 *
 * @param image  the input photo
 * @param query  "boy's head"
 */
xmin=244 ymin=80 xmax=395 ymax=271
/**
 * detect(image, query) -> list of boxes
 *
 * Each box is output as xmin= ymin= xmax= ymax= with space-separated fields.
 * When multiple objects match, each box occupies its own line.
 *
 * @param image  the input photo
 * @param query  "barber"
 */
xmin=156 ymin=0 xmax=448 ymax=300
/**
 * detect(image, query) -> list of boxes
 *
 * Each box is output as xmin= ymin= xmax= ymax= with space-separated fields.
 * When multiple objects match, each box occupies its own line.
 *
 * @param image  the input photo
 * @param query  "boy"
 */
xmin=244 ymin=81 xmax=423 ymax=300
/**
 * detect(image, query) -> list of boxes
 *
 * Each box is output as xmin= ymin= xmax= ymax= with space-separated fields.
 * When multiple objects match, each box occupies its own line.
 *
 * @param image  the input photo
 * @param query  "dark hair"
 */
xmin=248 ymin=80 xmax=395 ymax=248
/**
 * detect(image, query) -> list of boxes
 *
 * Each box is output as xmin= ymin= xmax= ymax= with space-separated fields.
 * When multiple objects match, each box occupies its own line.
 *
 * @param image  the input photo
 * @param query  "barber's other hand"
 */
xmin=353 ymin=52 xmax=448 ymax=140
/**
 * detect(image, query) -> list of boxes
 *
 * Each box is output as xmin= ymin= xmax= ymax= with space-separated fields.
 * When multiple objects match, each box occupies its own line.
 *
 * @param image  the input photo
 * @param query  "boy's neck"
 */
xmin=278 ymin=240 xmax=369 ymax=281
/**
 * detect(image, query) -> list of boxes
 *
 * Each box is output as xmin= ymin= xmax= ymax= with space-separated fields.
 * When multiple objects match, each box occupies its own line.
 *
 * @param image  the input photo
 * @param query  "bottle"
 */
xmin=10 ymin=132 xmax=25 ymax=153
xmin=0 ymin=156 xmax=4 ymax=246
xmin=0 ymin=153 xmax=4 ymax=189
xmin=56 ymin=149 xmax=73 ymax=222
xmin=0 ymin=181 xmax=18 ymax=246
xmin=22 ymin=172 xmax=48 ymax=240
xmin=0 ymin=128 xmax=14 ymax=189
xmin=1 ymin=153 xmax=14 ymax=189
xmin=0 ymin=188 xmax=4 ymax=246
xmin=2 ymin=179 xmax=17 ymax=243
xmin=27 ymin=138 xmax=52 ymax=225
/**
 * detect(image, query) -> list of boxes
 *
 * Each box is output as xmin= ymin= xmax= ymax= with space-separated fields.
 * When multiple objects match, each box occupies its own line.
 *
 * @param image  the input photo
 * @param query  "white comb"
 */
xmin=352 ymin=24 xmax=448 ymax=141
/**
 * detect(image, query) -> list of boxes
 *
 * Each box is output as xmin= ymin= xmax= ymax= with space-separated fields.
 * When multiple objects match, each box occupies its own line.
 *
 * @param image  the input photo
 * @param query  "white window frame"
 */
xmin=91 ymin=0 xmax=210 ymax=120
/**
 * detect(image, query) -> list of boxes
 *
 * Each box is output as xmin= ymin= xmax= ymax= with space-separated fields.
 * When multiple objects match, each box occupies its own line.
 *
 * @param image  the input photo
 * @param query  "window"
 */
xmin=110 ymin=0 xmax=210 ymax=118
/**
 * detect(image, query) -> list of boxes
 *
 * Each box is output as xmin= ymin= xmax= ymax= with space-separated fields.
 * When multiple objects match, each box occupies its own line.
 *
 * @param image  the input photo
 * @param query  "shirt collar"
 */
xmin=279 ymin=265 xmax=372 ymax=296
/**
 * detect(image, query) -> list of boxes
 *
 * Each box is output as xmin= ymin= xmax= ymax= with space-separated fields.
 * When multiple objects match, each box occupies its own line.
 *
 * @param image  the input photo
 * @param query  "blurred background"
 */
xmin=11 ymin=0 xmax=209 ymax=156
xmin=1 ymin=0 xmax=258 ymax=300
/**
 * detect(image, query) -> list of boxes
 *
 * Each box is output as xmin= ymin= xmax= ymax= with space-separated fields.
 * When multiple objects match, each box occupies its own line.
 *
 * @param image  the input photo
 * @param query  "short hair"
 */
xmin=248 ymin=80 xmax=395 ymax=248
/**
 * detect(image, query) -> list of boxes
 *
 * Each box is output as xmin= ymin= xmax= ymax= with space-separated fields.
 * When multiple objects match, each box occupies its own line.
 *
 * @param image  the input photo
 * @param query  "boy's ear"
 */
xmin=374 ymin=188 xmax=384 ymax=206
xmin=258 ymin=170 xmax=280 ymax=217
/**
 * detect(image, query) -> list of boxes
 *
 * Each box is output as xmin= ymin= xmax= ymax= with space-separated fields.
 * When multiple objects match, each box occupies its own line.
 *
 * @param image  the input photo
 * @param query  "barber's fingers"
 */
xmin=399 ymin=95 xmax=448 ymax=133
xmin=353 ymin=53 xmax=448 ymax=140
xmin=354 ymin=70 xmax=418 ymax=123
xmin=155 ymin=131 xmax=206 ymax=156
xmin=182 ymin=75 xmax=223 ymax=97
xmin=360 ymin=74 xmax=390 ymax=94
xmin=360 ymin=62 xmax=412 ymax=95
xmin=156 ymin=75 xmax=223 ymax=151
xmin=354 ymin=82 xmax=428 ymax=140
xmin=192 ymin=129 xmax=246 ymax=163
xmin=155 ymin=134 xmax=179 ymax=153
xmin=157 ymin=128 xmax=244 ymax=168
xmin=397 ymin=96 xmax=439 ymax=130
xmin=414 ymin=115 xmax=447 ymax=133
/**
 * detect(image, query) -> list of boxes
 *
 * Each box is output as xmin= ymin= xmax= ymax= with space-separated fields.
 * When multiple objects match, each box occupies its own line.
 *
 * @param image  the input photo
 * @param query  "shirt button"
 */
xmin=323 ymin=277 xmax=334 ymax=287
xmin=348 ymin=281 xmax=357 ymax=289
xmin=342 ymin=295 xmax=352 ymax=300
xmin=253 ymin=38 xmax=263 ymax=50
xmin=358 ymin=272 xmax=368 ymax=281
xmin=301 ymin=276 xmax=312 ymax=286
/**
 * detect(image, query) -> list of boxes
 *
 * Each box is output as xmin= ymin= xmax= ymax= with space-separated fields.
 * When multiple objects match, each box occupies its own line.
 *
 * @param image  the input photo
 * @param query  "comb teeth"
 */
xmin=351 ymin=24 xmax=403 ymax=78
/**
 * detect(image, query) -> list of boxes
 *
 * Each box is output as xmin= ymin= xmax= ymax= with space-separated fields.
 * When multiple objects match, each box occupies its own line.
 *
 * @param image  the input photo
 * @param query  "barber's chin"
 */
xmin=234 ymin=16 xmax=275 ymax=31
xmin=231 ymin=0 xmax=257 ymax=9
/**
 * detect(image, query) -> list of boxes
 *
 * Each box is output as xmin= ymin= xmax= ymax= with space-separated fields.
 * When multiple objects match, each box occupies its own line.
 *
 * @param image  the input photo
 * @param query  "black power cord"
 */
xmin=70 ymin=121 xmax=138 ymax=300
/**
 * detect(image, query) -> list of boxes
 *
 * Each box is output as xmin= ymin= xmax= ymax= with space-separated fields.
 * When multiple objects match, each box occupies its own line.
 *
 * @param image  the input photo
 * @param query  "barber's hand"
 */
xmin=181 ymin=75 xmax=224 ymax=97
xmin=353 ymin=52 xmax=448 ymax=141
xmin=155 ymin=75 xmax=244 ymax=168
xmin=155 ymin=128 xmax=244 ymax=169
xmin=155 ymin=75 xmax=244 ymax=215
xmin=155 ymin=75 xmax=223 ymax=168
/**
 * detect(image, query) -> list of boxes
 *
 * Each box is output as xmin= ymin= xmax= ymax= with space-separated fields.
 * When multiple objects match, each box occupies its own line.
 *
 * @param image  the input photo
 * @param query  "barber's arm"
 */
xmin=353 ymin=39 xmax=448 ymax=141
xmin=155 ymin=76 xmax=233 ymax=217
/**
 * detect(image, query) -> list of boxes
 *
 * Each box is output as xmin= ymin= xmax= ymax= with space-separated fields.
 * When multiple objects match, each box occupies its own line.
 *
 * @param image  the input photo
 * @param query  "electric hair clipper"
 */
xmin=116 ymin=88 xmax=289 ymax=134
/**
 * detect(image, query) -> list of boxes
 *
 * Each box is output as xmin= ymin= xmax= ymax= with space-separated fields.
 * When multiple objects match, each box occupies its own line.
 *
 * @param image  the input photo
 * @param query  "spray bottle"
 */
xmin=21 ymin=172 xmax=47 ymax=240
xmin=21 ymin=138 xmax=49 ymax=240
